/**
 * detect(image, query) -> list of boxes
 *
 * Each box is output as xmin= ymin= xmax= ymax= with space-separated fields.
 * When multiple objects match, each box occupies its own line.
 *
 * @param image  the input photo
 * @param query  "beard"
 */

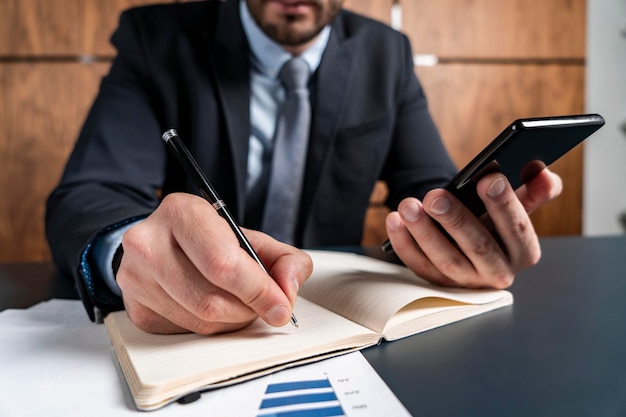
xmin=247 ymin=0 xmax=343 ymax=47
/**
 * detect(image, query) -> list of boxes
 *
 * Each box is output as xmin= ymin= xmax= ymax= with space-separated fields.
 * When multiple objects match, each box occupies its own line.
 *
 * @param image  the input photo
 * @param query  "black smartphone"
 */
xmin=382 ymin=113 xmax=605 ymax=252
xmin=445 ymin=113 xmax=604 ymax=218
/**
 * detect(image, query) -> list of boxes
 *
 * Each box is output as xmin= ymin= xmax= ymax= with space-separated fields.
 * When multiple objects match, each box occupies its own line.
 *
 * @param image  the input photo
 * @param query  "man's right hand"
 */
xmin=115 ymin=193 xmax=312 ymax=334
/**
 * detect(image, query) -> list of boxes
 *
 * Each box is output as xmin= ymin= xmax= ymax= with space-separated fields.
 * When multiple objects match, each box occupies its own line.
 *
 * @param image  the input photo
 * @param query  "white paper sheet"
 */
xmin=0 ymin=299 xmax=410 ymax=417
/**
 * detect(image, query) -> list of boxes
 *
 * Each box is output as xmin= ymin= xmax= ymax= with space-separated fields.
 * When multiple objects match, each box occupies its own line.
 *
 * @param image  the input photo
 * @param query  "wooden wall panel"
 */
xmin=0 ymin=0 xmax=177 ymax=56
xmin=417 ymin=64 xmax=586 ymax=166
xmin=401 ymin=0 xmax=586 ymax=59
xmin=343 ymin=0 xmax=393 ymax=25
xmin=417 ymin=64 xmax=585 ymax=235
xmin=362 ymin=182 xmax=391 ymax=246
xmin=0 ymin=63 xmax=110 ymax=262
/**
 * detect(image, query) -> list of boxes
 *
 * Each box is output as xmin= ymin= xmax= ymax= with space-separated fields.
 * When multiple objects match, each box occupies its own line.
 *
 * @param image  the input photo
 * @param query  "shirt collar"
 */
xmin=239 ymin=0 xmax=331 ymax=78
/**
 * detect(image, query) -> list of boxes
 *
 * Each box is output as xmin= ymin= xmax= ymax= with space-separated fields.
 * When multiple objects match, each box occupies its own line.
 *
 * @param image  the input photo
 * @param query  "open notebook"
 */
xmin=104 ymin=250 xmax=513 ymax=410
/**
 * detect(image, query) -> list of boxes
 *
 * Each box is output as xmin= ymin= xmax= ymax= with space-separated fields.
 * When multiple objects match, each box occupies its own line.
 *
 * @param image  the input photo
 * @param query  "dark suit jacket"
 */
xmin=46 ymin=0 xmax=456 ymax=319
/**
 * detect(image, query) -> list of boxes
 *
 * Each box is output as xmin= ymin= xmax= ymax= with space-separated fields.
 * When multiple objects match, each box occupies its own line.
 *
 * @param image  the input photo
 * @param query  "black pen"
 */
xmin=161 ymin=129 xmax=298 ymax=328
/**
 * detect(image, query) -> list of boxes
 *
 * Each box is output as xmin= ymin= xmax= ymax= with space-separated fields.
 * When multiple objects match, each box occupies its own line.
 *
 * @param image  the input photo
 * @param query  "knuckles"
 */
xmin=160 ymin=193 xmax=198 ymax=219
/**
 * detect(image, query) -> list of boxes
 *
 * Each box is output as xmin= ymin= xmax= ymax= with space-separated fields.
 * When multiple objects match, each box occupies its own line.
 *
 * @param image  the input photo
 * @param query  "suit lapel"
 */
xmin=204 ymin=0 xmax=250 ymax=220
xmin=300 ymin=16 xmax=354 ymax=228
xmin=311 ymin=18 xmax=354 ymax=142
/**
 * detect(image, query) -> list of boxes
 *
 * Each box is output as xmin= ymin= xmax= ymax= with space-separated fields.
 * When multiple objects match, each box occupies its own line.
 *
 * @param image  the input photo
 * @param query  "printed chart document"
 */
xmin=220 ymin=350 xmax=411 ymax=417
xmin=104 ymin=250 xmax=513 ymax=410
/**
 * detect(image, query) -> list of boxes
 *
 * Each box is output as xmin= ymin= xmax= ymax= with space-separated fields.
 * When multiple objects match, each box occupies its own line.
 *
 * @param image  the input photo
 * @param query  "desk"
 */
xmin=1 ymin=236 xmax=625 ymax=416
xmin=364 ymin=235 xmax=626 ymax=416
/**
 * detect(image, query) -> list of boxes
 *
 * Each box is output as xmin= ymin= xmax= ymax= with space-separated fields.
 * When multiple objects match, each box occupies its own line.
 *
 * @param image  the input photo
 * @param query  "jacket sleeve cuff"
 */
xmin=76 ymin=216 xmax=146 ymax=322
xmin=90 ymin=220 xmax=142 ymax=297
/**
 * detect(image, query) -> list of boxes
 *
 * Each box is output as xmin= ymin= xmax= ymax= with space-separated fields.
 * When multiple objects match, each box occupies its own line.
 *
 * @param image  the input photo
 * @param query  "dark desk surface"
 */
xmin=364 ymin=235 xmax=626 ymax=417
xmin=2 ymin=235 xmax=625 ymax=416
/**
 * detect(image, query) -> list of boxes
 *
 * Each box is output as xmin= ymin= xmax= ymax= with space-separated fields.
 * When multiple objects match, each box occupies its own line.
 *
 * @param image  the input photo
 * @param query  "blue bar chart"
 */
xmin=257 ymin=379 xmax=345 ymax=417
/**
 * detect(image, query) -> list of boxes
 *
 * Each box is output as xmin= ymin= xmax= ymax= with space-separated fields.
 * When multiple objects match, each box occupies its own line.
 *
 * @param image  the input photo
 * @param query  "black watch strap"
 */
xmin=111 ymin=244 xmax=124 ymax=278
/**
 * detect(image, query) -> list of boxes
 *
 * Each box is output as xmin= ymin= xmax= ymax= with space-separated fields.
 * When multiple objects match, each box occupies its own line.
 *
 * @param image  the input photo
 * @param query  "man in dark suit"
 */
xmin=46 ymin=0 xmax=562 ymax=334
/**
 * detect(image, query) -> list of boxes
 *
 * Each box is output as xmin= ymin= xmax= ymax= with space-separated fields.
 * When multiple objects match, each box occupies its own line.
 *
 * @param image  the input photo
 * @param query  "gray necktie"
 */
xmin=261 ymin=57 xmax=311 ymax=244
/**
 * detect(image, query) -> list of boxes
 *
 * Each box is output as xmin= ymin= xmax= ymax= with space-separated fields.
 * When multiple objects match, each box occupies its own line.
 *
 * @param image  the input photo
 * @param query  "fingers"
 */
xmin=117 ymin=193 xmax=311 ymax=334
xmin=475 ymin=168 xmax=561 ymax=269
xmin=119 ymin=225 xmax=258 ymax=334
xmin=385 ymin=200 xmax=474 ymax=287
xmin=246 ymin=231 xmax=313 ymax=306
xmin=168 ymin=195 xmax=301 ymax=326
xmin=475 ymin=174 xmax=541 ymax=272
xmin=387 ymin=171 xmax=552 ymax=289
xmin=118 ymin=217 xmax=260 ymax=334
